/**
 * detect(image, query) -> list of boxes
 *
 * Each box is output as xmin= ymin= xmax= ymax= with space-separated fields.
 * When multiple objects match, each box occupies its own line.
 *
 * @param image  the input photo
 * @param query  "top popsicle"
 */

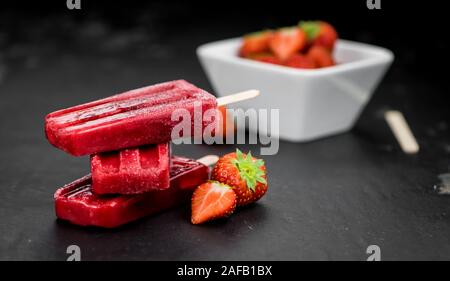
xmin=45 ymin=80 xmax=217 ymax=156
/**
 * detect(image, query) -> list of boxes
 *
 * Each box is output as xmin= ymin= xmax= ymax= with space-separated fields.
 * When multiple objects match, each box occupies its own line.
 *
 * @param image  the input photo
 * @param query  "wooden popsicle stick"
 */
xmin=197 ymin=155 xmax=219 ymax=167
xmin=384 ymin=110 xmax=419 ymax=154
xmin=216 ymin=90 xmax=260 ymax=107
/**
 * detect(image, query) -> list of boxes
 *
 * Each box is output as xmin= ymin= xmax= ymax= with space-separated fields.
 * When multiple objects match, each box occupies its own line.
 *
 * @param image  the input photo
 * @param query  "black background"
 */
xmin=0 ymin=0 xmax=449 ymax=260
xmin=2 ymin=0 xmax=449 ymax=79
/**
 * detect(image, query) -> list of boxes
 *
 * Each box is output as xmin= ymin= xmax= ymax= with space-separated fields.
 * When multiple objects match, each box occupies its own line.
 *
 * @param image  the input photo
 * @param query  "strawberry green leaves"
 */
xmin=232 ymin=149 xmax=266 ymax=192
xmin=211 ymin=150 xmax=268 ymax=206
xmin=299 ymin=21 xmax=320 ymax=41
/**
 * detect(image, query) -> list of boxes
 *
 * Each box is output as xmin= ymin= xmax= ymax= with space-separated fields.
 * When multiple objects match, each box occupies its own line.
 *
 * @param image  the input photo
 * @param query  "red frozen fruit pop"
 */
xmin=54 ymin=156 xmax=209 ymax=228
xmin=45 ymin=80 xmax=217 ymax=156
xmin=91 ymin=143 xmax=170 ymax=194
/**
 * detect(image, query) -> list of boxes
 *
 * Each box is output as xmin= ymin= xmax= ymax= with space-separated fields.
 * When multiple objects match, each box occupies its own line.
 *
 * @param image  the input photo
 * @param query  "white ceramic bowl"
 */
xmin=197 ymin=38 xmax=394 ymax=142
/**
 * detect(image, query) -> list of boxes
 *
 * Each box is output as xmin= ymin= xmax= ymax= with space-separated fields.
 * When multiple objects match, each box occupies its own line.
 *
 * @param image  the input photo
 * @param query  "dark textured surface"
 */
xmin=0 ymin=2 xmax=449 ymax=260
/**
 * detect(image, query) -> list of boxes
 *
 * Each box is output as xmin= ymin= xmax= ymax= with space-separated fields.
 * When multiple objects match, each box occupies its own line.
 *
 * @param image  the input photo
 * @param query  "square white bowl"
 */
xmin=197 ymin=38 xmax=394 ymax=142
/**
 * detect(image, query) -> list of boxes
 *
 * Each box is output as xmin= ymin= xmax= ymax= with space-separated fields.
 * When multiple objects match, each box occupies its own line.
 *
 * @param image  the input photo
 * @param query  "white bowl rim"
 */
xmin=197 ymin=38 xmax=394 ymax=77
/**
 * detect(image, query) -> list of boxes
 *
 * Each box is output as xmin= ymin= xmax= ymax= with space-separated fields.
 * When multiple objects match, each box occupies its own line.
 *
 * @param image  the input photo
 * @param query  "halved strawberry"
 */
xmin=284 ymin=53 xmax=316 ymax=69
xmin=191 ymin=181 xmax=236 ymax=225
xmin=211 ymin=149 xmax=267 ymax=206
xmin=299 ymin=21 xmax=338 ymax=51
xmin=269 ymin=27 xmax=307 ymax=61
xmin=239 ymin=30 xmax=273 ymax=57
xmin=306 ymin=45 xmax=335 ymax=68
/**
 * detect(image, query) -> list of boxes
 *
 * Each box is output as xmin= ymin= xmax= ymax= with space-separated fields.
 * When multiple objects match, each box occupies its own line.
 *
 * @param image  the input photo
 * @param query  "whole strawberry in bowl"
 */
xmin=211 ymin=149 xmax=267 ymax=206
xmin=299 ymin=21 xmax=338 ymax=51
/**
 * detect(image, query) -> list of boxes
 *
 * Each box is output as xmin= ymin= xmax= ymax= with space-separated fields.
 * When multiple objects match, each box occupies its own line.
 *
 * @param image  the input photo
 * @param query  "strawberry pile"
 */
xmin=191 ymin=149 xmax=268 ymax=224
xmin=239 ymin=21 xmax=338 ymax=69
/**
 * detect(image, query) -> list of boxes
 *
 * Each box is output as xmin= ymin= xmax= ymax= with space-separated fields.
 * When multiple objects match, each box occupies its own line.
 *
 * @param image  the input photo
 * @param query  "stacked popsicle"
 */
xmin=45 ymin=80 xmax=256 ymax=228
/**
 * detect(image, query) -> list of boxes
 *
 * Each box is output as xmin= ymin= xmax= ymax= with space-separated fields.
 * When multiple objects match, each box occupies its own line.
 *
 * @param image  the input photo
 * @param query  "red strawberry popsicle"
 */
xmin=90 ymin=143 xmax=170 ymax=194
xmin=45 ymin=80 xmax=259 ymax=157
xmin=45 ymin=80 xmax=217 ymax=156
xmin=55 ymin=156 xmax=210 ymax=228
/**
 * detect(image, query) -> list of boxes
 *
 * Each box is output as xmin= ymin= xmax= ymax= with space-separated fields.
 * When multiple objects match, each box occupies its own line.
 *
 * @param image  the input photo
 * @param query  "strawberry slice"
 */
xmin=269 ymin=27 xmax=307 ymax=61
xmin=256 ymin=55 xmax=283 ymax=65
xmin=284 ymin=54 xmax=316 ymax=69
xmin=299 ymin=21 xmax=338 ymax=51
xmin=306 ymin=45 xmax=335 ymax=68
xmin=191 ymin=181 xmax=237 ymax=224
xmin=239 ymin=30 xmax=273 ymax=57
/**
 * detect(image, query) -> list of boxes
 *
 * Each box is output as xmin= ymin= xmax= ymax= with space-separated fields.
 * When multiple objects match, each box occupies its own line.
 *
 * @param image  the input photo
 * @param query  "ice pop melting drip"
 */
xmin=91 ymin=143 xmax=170 ymax=194
xmin=54 ymin=156 xmax=209 ymax=228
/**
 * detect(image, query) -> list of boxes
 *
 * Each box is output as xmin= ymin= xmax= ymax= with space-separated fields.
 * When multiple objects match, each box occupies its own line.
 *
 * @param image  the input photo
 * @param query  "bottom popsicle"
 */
xmin=54 ymin=156 xmax=210 ymax=228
